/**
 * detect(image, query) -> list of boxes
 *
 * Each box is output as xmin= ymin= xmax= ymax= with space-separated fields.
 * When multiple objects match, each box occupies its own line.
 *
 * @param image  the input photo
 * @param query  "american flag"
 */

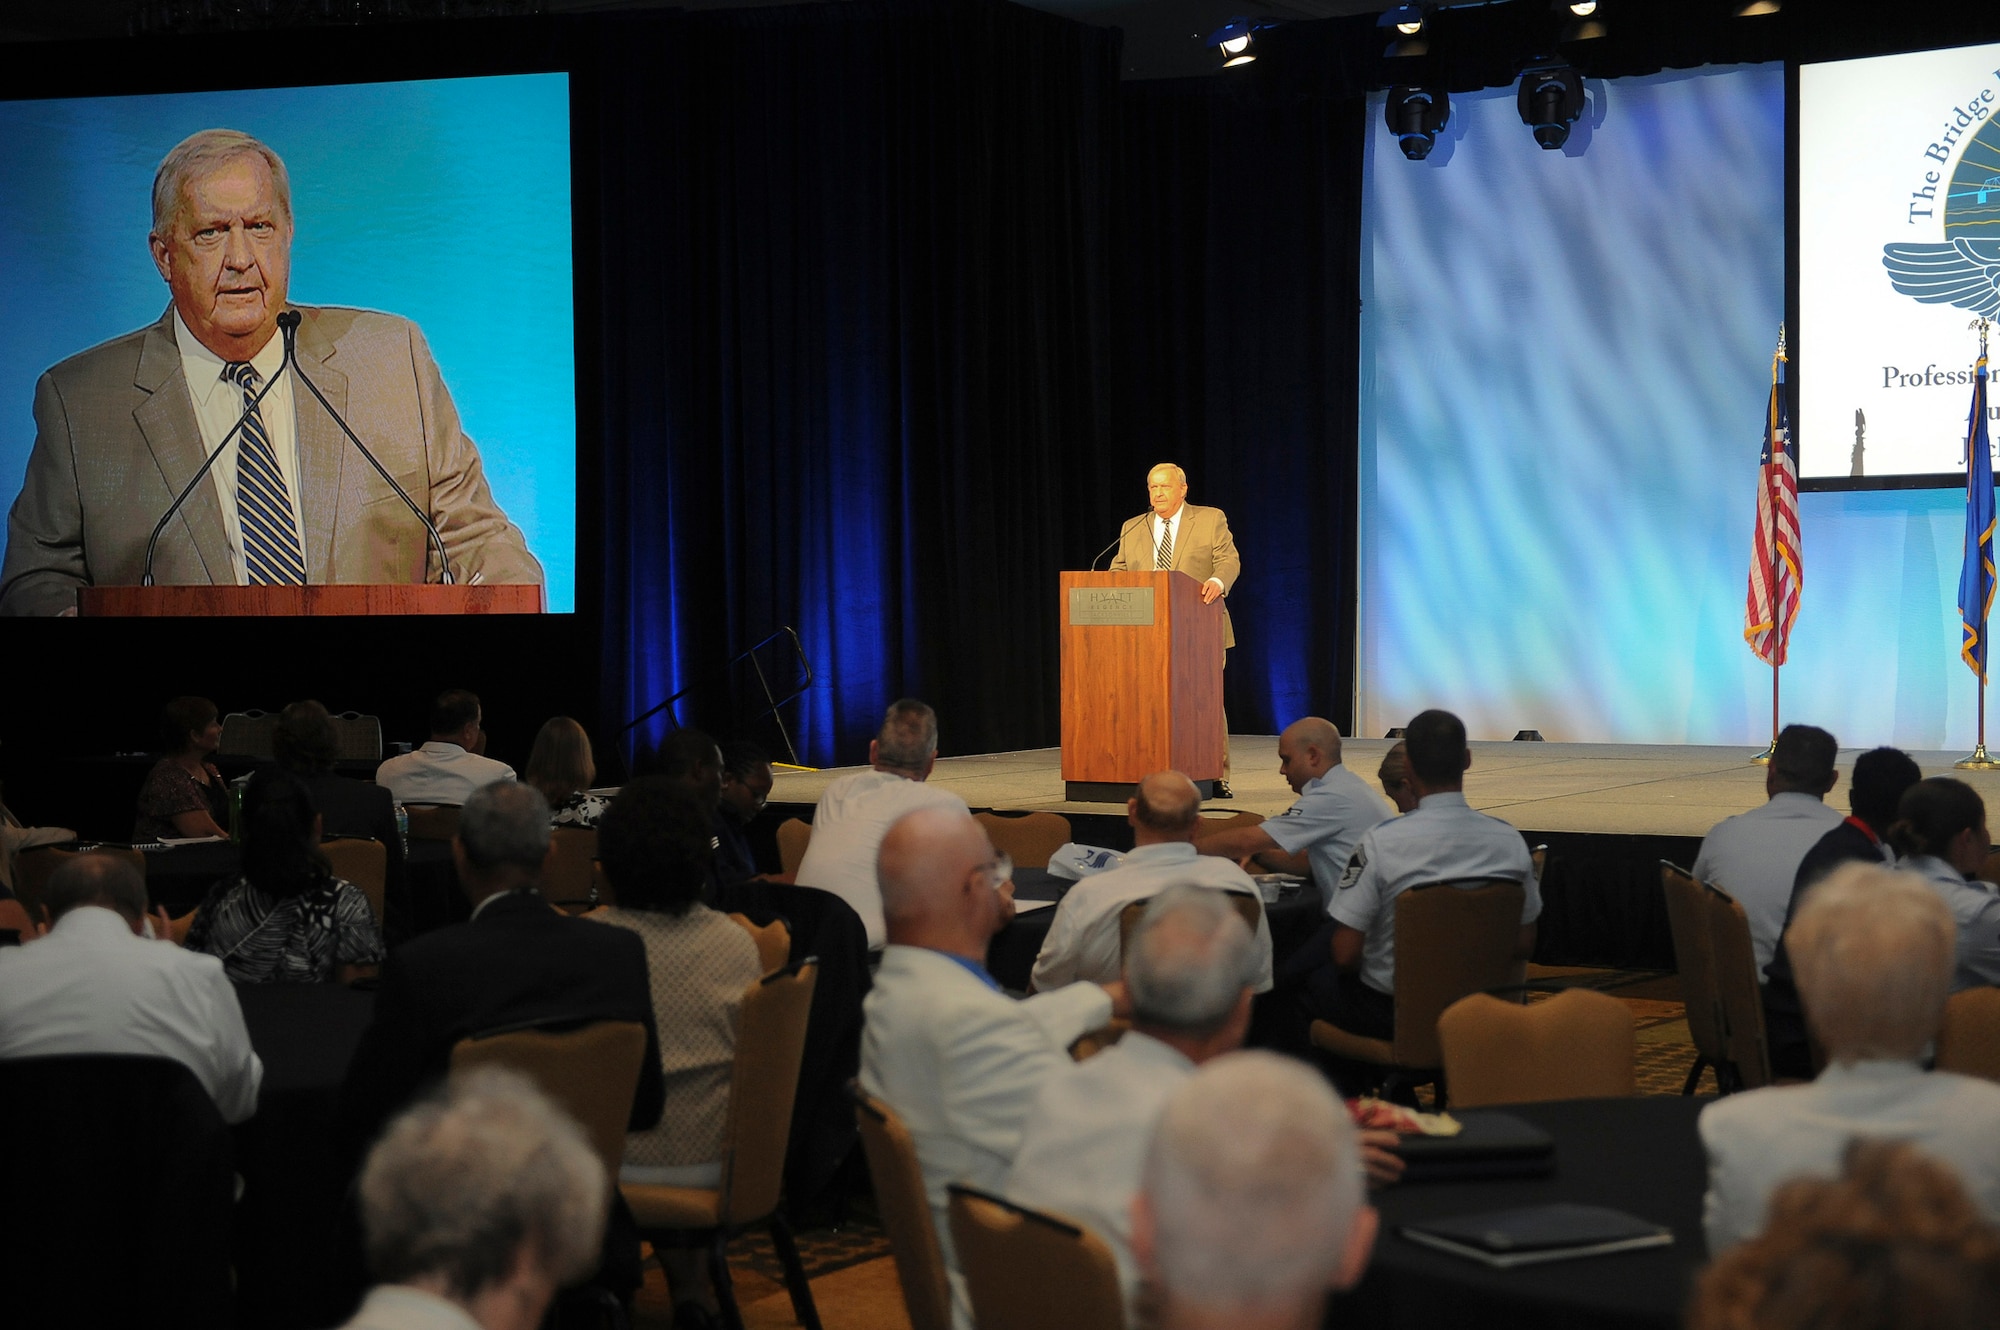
xmin=1743 ymin=352 xmax=1799 ymax=666
xmin=1958 ymin=345 xmax=1993 ymax=681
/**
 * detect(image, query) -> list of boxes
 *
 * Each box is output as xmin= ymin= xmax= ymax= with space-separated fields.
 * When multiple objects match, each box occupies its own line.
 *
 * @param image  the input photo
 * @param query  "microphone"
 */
xmin=282 ymin=310 xmax=455 ymax=585
xmin=1089 ymin=514 xmax=1146 ymax=572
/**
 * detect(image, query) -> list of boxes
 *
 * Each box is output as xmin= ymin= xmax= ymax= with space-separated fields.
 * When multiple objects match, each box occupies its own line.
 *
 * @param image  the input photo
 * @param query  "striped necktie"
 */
xmin=1156 ymin=517 xmax=1173 ymax=571
xmin=224 ymin=361 xmax=306 ymax=586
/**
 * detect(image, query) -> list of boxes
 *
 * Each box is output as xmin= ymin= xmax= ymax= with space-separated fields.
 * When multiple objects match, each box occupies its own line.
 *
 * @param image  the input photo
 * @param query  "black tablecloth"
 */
xmin=1339 ymin=1096 xmax=1710 ymax=1330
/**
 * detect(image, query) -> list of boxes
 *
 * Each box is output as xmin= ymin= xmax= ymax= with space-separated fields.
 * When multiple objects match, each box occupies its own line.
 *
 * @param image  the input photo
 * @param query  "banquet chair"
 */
xmin=544 ymin=826 xmax=605 ymax=911
xmin=948 ymin=1185 xmax=1124 ymax=1330
xmin=321 ymin=836 xmax=388 ymax=925
xmin=402 ymin=805 xmax=460 ymax=841
xmin=1117 ymin=890 xmax=1264 ymax=957
xmin=852 ymin=1083 xmax=952 ymax=1330
xmin=1661 ymin=861 xmax=1729 ymax=1094
xmin=218 ymin=708 xmax=277 ymax=761
xmin=1308 ymin=879 xmax=1526 ymax=1107
xmin=728 ymin=913 xmax=794 ymax=975
xmin=776 ymin=818 xmax=813 ymax=876
xmin=1190 ymin=809 xmax=1264 ymax=842
xmin=624 ymin=961 xmax=822 ymax=1330
xmin=975 ymin=811 xmax=1072 ymax=869
xmin=449 ymin=1019 xmax=648 ymax=1182
xmin=1936 ymin=987 xmax=2000 ymax=1082
xmin=1703 ymin=882 xmax=1773 ymax=1091
xmin=1437 ymin=989 xmax=1636 ymax=1108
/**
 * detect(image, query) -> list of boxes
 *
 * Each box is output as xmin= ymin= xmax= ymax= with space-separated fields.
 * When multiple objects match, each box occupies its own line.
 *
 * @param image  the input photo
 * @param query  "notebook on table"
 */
xmin=1400 ymin=1202 xmax=1673 ymax=1268
xmin=1390 ymin=1110 xmax=1556 ymax=1182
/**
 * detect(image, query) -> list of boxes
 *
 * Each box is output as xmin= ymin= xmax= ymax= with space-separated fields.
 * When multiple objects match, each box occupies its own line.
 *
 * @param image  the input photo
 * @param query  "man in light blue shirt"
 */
xmin=1196 ymin=716 xmax=1391 ymax=898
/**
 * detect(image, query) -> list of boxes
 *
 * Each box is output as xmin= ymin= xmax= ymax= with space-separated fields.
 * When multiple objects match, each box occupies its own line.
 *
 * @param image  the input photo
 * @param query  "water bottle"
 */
xmin=228 ymin=779 xmax=246 ymax=843
xmin=394 ymin=803 xmax=410 ymax=856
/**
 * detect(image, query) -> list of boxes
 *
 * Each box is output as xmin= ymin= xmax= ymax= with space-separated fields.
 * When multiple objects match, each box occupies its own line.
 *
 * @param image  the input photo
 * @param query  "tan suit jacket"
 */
xmin=1 ymin=305 xmax=543 ymax=615
xmin=1108 ymin=501 xmax=1241 ymax=647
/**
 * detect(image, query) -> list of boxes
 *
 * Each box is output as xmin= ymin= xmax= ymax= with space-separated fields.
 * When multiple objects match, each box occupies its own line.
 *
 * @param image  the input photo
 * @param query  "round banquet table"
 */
xmin=1335 ymin=1096 xmax=1712 ymax=1330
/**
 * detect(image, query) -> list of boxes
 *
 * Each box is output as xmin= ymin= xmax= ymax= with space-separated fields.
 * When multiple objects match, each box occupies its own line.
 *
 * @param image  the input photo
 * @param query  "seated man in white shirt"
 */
xmin=1700 ymin=862 xmax=2000 ymax=1252
xmin=340 ymin=1067 xmax=606 ymax=1330
xmin=1031 ymin=771 xmax=1273 ymax=994
xmin=375 ymin=688 xmax=517 ymax=806
xmin=0 ymin=853 xmax=261 ymax=1123
xmin=794 ymin=698 xmax=968 ymax=949
xmin=1008 ymin=886 xmax=1258 ymax=1321
xmin=861 ymin=805 xmax=1127 ymax=1330
xmin=1131 ymin=1051 xmax=1377 ymax=1330
xmin=1196 ymin=716 xmax=1390 ymax=891
xmin=1692 ymin=724 xmax=1844 ymax=974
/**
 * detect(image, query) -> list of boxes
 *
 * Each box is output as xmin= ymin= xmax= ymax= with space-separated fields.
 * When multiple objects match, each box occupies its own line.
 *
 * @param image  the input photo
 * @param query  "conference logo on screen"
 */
xmin=1883 ymin=99 xmax=2000 ymax=326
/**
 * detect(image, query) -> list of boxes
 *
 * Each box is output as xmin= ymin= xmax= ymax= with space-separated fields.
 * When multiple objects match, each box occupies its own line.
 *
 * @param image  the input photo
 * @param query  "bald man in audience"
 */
xmin=1196 ymin=717 xmax=1390 ymax=893
xmin=1131 ymin=1051 xmax=1377 ymax=1330
xmin=1700 ymin=863 xmax=2000 ymax=1252
xmin=861 ymin=805 xmax=1129 ymax=1330
xmin=1031 ymin=772 xmax=1273 ymax=994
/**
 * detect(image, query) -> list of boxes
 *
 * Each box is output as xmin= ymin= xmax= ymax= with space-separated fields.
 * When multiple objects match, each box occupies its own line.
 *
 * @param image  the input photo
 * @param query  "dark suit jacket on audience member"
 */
xmin=1762 ymin=819 xmax=1886 ymax=1079
xmin=298 ymin=769 xmax=406 ymax=898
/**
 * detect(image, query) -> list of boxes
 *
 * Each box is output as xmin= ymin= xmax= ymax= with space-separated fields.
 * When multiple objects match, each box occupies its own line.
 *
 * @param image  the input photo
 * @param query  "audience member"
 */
xmin=1196 ymin=717 xmax=1390 ymax=891
xmin=376 ymin=689 xmax=515 ymax=806
xmin=1700 ymin=863 xmax=2000 ymax=1252
xmin=1762 ymin=746 xmax=1923 ymax=1078
xmin=185 ymin=768 xmax=385 ymax=985
xmin=0 ymin=853 xmax=261 ymax=1122
xmin=1308 ymin=709 xmax=1537 ymax=1054
xmin=526 ymin=715 xmax=609 ymax=828
xmin=0 ymin=763 xmax=75 ymax=896
xmin=861 ymin=805 xmax=1125 ymax=1329
xmin=340 ymin=1067 xmax=607 ymax=1330
xmin=1008 ymin=887 xmax=1261 ymax=1320
xmin=272 ymin=699 xmax=406 ymax=901
xmin=1031 ymin=772 xmax=1274 ymax=994
xmin=718 ymin=739 xmax=775 ymax=876
xmin=1131 ymin=1051 xmax=1376 ymax=1330
xmin=590 ymin=775 xmax=763 ymax=1327
xmin=1376 ymin=741 xmax=1418 ymax=815
xmin=134 ymin=694 xmax=229 ymax=841
xmin=658 ymin=728 xmax=754 ymax=895
xmin=1690 ymin=1141 xmax=2000 ymax=1330
xmin=1885 ymin=776 xmax=2000 ymax=990
xmin=1692 ymin=724 xmax=1844 ymax=972
xmin=797 ymin=699 xmax=969 ymax=948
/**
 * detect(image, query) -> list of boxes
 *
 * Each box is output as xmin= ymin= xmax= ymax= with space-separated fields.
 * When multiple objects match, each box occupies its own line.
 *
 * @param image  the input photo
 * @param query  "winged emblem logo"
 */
xmin=1883 ymin=116 xmax=2000 ymax=316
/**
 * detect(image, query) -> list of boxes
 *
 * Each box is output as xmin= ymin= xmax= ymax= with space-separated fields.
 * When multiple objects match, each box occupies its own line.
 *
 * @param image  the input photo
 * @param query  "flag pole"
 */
xmin=1958 ymin=317 xmax=1997 ymax=770
xmin=1751 ymin=326 xmax=1787 ymax=766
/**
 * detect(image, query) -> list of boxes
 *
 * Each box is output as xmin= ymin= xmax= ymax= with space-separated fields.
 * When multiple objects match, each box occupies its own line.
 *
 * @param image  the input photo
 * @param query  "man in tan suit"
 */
xmin=0 ymin=129 xmax=541 ymax=616
xmin=1110 ymin=462 xmax=1241 ymax=790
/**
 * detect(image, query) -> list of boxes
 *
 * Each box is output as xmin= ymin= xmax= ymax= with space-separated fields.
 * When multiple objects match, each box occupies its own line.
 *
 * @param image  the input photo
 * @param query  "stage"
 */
xmin=768 ymin=739 xmax=2000 ymax=970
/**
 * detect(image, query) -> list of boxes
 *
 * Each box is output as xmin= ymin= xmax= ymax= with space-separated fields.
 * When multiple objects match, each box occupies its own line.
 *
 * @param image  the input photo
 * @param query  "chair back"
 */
xmin=1937 ymin=987 xmax=2000 ymax=1082
xmin=217 ymin=709 xmax=276 ymax=760
xmin=776 ymin=817 xmax=813 ymax=876
xmin=948 ymin=1185 xmax=1125 ymax=1330
xmin=1190 ymin=810 xmax=1265 ymax=842
xmin=1703 ymin=883 xmax=1773 ymax=1090
xmin=718 ymin=960 xmax=818 ymax=1226
xmin=854 ymin=1083 xmax=953 ymax=1330
xmin=1389 ymin=879 xmax=1527 ymax=1068
xmin=449 ymin=1019 xmax=647 ymax=1182
xmin=728 ymin=912 xmax=794 ymax=974
xmin=974 ymin=810 xmax=1073 ymax=869
xmin=328 ymin=711 xmax=384 ymax=762
xmin=1661 ymin=861 xmax=1728 ymax=1066
xmin=544 ymin=827 xmax=603 ymax=908
xmin=403 ymin=805 xmax=460 ymax=841
xmin=321 ymin=837 xmax=388 ymax=925
xmin=1117 ymin=890 xmax=1263 ymax=961
xmin=1438 ymin=989 xmax=1636 ymax=1108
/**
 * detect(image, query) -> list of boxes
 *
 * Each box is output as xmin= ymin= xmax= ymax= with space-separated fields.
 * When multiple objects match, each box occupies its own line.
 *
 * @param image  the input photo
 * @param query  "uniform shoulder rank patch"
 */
xmin=1338 ymin=845 xmax=1367 ymax=891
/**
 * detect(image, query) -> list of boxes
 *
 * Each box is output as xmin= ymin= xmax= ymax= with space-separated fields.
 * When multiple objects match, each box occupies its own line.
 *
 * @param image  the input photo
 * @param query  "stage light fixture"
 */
xmin=1567 ymin=1 xmax=1596 ymax=14
xmin=1554 ymin=0 xmax=1605 ymax=41
xmin=1206 ymin=19 xmax=1259 ymax=68
xmin=1378 ymin=4 xmax=1426 ymax=35
xmin=1385 ymin=85 xmax=1450 ymax=161
xmin=1733 ymin=0 xmax=1779 ymax=14
xmin=1518 ymin=64 xmax=1585 ymax=149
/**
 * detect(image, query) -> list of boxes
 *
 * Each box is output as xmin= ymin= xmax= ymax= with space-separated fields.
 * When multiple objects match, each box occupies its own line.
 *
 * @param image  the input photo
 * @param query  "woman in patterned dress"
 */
xmin=526 ymin=715 xmax=611 ymax=828
xmin=133 ymin=695 xmax=230 ymax=842
xmin=185 ymin=768 xmax=385 ymax=984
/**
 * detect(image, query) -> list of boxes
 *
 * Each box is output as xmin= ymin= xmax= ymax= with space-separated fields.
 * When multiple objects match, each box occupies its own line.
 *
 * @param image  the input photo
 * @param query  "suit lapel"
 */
xmin=133 ymin=312 xmax=232 ymax=583
xmin=292 ymin=310 xmax=350 ymax=583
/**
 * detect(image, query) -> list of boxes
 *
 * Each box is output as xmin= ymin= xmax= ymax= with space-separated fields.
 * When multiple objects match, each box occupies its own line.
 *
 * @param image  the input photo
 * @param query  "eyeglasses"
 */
xmin=973 ymin=850 xmax=1014 ymax=890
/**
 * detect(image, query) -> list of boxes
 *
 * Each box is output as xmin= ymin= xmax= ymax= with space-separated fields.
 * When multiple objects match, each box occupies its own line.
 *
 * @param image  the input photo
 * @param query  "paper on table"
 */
xmin=1010 ymin=898 xmax=1058 ymax=915
xmin=157 ymin=835 xmax=228 ymax=846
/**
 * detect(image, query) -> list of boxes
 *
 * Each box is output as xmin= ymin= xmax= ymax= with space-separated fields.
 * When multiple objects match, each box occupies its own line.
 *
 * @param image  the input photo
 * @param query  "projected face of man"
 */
xmin=149 ymin=152 xmax=292 ymax=362
xmin=1147 ymin=465 xmax=1188 ymax=519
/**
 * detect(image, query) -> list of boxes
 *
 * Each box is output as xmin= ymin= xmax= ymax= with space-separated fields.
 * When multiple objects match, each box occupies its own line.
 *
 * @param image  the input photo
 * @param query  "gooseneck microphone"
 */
xmin=281 ymin=310 xmax=455 ymax=585
xmin=1089 ymin=514 xmax=1146 ymax=572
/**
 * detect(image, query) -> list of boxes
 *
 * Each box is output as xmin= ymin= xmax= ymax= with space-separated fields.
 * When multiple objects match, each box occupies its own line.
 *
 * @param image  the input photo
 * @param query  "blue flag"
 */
xmin=1960 ymin=348 xmax=1995 ymax=681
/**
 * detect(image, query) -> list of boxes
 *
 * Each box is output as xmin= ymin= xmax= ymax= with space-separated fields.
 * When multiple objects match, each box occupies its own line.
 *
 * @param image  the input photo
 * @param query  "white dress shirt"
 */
xmin=375 ymin=741 xmax=518 ymax=807
xmin=1005 ymin=1031 xmax=1195 ymax=1323
xmin=1902 ymin=854 xmax=2000 ymax=990
xmin=1030 ymin=841 xmax=1273 ymax=993
xmin=861 ymin=945 xmax=1112 ymax=1330
xmin=175 ymin=313 xmax=300 ymax=586
xmin=1700 ymin=1058 xmax=2000 ymax=1252
xmin=794 ymin=769 xmax=969 ymax=949
xmin=1329 ymin=791 xmax=1539 ymax=995
xmin=0 ymin=905 xmax=262 ymax=1123
xmin=335 ymin=1285 xmax=484 ymax=1330
xmin=1260 ymin=763 xmax=1394 ymax=900
xmin=1692 ymin=792 xmax=1845 ymax=974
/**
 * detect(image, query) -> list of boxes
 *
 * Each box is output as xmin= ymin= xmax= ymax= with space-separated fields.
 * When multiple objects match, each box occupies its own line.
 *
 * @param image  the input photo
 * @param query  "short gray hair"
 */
xmin=151 ymin=129 xmax=293 ymax=237
xmin=1142 ymin=1051 xmax=1361 ymax=1310
xmin=1789 ymin=862 xmax=1957 ymax=1062
xmin=359 ymin=1067 xmax=606 ymax=1299
xmin=44 ymin=852 xmax=148 ymax=924
xmin=458 ymin=780 xmax=552 ymax=870
xmin=1127 ymin=885 xmax=1255 ymax=1034
xmin=875 ymin=699 xmax=939 ymax=771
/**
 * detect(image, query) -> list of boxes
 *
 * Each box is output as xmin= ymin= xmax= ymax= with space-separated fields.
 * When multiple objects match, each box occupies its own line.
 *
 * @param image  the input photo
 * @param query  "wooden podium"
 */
xmin=76 ymin=584 xmax=545 ymax=616
xmin=1059 ymin=570 xmax=1224 ymax=802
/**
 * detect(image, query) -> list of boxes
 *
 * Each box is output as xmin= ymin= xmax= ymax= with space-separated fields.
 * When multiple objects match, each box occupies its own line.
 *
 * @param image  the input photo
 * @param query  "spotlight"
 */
xmin=1206 ymin=19 xmax=1259 ymax=68
xmin=1567 ymin=1 xmax=1596 ymax=14
xmin=1378 ymin=3 xmax=1425 ymax=34
xmin=1518 ymin=64 xmax=1585 ymax=150
xmin=1554 ymin=0 xmax=1605 ymax=40
xmin=1385 ymin=85 xmax=1450 ymax=161
xmin=1733 ymin=0 xmax=1779 ymax=13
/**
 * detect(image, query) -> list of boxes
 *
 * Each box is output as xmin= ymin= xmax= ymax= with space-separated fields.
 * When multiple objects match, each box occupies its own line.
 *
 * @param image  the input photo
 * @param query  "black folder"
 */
xmin=1400 ymin=1202 xmax=1674 ymax=1268
xmin=1390 ymin=1110 xmax=1556 ymax=1182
